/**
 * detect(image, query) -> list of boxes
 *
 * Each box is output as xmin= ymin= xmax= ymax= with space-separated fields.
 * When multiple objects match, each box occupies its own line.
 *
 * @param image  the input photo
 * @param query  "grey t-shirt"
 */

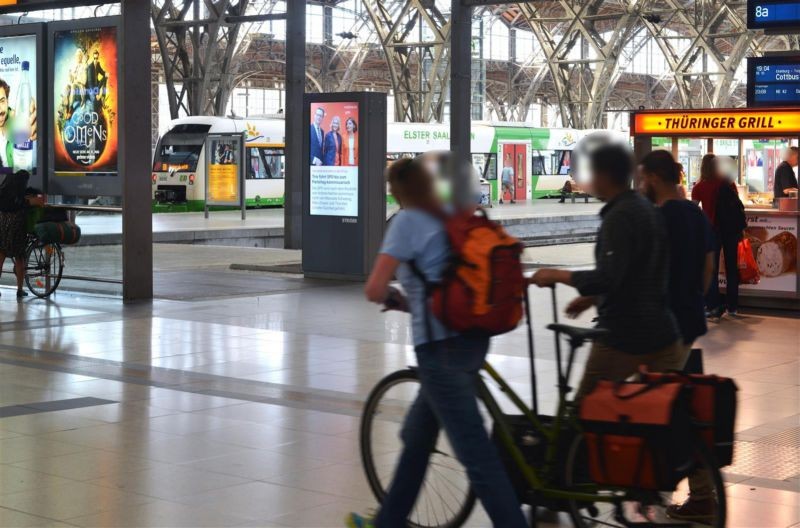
xmin=379 ymin=209 xmax=457 ymax=347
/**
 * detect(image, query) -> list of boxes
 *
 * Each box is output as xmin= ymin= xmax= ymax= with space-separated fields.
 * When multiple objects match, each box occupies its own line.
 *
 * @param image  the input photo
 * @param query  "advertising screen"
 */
xmin=309 ymin=101 xmax=359 ymax=217
xmin=0 ymin=34 xmax=37 ymax=176
xmin=748 ymin=57 xmax=800 ymax=107
xmin=52 ymin=25 xmax=118 ymax=176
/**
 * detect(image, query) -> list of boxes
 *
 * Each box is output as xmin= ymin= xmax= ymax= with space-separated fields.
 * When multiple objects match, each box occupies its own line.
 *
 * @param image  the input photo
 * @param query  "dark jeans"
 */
xmin=375 ymin=336 xmax=527 ymax=528
xmin=706 ymin=233 xmax=740 ymax=313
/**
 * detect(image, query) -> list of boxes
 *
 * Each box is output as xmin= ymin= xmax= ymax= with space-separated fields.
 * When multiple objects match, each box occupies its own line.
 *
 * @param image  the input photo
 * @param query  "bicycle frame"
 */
xmin=476 ymin=361 xmax=616 ymax=505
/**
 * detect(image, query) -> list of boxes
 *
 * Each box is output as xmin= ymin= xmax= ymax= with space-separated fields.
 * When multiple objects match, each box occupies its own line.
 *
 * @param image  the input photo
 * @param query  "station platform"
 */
xmin=75 ymin=200 xmax=604 ymax=248
xmin=0 ymin=270 xmax=797 ymax=527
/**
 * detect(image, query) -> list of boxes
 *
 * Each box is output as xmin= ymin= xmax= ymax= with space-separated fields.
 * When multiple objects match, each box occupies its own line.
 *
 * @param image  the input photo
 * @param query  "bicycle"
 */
xmin=23 ymin=232 xmax=64 ymax=298
xmin=359 ymin=289 xmax=726 ymax=528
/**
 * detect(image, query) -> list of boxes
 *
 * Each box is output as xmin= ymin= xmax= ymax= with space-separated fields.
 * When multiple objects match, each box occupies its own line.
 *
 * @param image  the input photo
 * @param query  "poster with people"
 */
xmin=207 ymin=137 xmax=241 ymax=205
xmin=0 ymin=35 xmax=37 ymax=175
xmin=53 ymin=25 xmax=118 ymax=175
xmin=309 ymin=101 xmax=359 ymax=216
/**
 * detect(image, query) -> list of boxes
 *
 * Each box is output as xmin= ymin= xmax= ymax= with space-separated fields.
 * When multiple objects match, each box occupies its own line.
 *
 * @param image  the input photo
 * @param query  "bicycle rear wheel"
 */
xmin=25 ymin=241 xmax=64 ymax=298
xmin=564 ymin=435 xmax=726 ymax=528
xmin=360 ymin=368 xmax=476 ymax=528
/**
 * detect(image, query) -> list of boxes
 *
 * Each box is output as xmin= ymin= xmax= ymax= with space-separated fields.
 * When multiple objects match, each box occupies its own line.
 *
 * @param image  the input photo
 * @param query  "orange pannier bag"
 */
xmin=640 ymin=368 xmax=737 ymax=467
xmin=579 ymin=380 xmax=694 ymax=491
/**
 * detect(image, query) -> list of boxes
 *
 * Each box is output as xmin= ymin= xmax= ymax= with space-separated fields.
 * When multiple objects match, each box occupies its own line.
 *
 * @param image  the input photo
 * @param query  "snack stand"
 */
xmin=631 ymin=107 xmax=800 ymax=310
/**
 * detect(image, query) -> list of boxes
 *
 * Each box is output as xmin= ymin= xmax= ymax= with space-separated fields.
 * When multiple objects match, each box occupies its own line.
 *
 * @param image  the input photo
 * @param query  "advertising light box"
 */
xmin=308 ymin=100 xmax=360 ymax=217
xmin=0 ymin=24 xmax=44 ymax=189
xmin=48 ymin=17 xmax=120 ymax=197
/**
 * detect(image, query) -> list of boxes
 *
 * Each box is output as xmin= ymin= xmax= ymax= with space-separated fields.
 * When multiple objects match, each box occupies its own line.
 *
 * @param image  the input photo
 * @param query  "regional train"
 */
xmin=151 ymin=116 xmax=614 ymax=211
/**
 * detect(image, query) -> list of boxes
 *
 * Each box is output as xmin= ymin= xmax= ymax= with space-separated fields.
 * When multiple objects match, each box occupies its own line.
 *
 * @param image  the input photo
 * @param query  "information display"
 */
xmin=308 ymin=101 xmax=359 ymax=217
xmin=748 ymin=0 xmax=800 ymax=30
xmin=52 ymin=24 xmax=118 ymax=176
xmin=0 ymin=34 xmax=38 ymax=176
xmin=747 ymin=56 xmax=800 ymax=107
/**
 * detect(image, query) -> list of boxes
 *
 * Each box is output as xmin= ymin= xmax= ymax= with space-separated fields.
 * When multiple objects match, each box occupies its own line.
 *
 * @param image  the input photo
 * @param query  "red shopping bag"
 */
xmin=738 ymin=238 xmax=760 ymax=284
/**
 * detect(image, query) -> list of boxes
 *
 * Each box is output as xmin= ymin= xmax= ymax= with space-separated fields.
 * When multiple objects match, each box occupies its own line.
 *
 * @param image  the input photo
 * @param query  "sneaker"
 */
xmin=666 ymin=497 xmax=716 ymax=523
xmin=499 ymin=199 xmax=504 ymax=204
xmin=727 ymin=310 xmax=740 ymax=317
xmin=345 ymin=513 xmax=375 ymax=528
xmin=705 ymin=307 xmax=723 ymax=319
xmin=16 ymin=289 xmax=27 ymax=299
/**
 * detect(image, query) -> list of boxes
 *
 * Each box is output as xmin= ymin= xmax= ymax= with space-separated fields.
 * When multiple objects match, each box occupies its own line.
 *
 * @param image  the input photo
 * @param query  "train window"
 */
xmin=153 ymin=142 xmax=203 ymax=172
xmin=247 ymin=148 xmax=284 ymax=180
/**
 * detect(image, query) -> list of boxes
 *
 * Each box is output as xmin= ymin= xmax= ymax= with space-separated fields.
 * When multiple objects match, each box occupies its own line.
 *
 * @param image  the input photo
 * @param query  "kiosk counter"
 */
xmin=631 ymin=107 xmax=800 ymax=309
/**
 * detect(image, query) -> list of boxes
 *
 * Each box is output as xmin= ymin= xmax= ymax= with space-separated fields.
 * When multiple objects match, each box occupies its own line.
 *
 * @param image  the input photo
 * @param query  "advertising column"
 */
xmin=204 ymin=132 xmax=245 ymax=219
xmin=303 ymin=93 xmax=387 ymax=279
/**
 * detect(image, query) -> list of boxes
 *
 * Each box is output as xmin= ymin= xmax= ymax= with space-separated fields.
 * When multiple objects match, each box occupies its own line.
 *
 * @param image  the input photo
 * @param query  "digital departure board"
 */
xmin=748 ymin=0 xmax=800 ymax=30
xmin=747 ymin=56 xmax=800 ymax=107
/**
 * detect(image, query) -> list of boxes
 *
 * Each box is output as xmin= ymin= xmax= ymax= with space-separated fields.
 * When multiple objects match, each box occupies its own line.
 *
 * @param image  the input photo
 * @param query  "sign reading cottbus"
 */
xmin=632 ymin=109 xmax=800 ymax=137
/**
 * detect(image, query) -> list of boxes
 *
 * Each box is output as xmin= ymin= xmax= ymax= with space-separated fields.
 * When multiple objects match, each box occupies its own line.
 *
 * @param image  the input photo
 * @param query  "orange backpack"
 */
xmin=414 ymin=208 xmax=525 ymax=336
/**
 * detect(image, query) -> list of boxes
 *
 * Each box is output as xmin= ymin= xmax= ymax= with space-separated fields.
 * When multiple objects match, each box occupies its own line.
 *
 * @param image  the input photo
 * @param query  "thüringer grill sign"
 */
xmin=632 ymin=109 xmax=800 ymax=137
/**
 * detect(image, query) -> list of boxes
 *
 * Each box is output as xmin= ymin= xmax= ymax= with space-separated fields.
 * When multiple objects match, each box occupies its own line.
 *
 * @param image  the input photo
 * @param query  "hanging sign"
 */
xmin=632 ymin=109 xmax=800 ymax=137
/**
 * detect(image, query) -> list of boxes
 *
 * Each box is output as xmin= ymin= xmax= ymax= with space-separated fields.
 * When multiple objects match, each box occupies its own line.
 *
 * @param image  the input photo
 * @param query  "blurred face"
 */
xmin=346 ymin=119 xmax=354 ymax=133
xmin=0 ymin=87 xmax=8 ymax=128
xmin=588 ymin=170 xmax=614 ymax=201
xmin=93 ymin=51 xmax=99 ymax=64
xmin=789 ymin=150 xmax=799 ymax=167
xmin=331 ymin=117 xmax=340 ymax=132
xmin=314 ymin=108 xmax=324 ymax=126
xmin=639 ymin=168 xmax=659 ymax=203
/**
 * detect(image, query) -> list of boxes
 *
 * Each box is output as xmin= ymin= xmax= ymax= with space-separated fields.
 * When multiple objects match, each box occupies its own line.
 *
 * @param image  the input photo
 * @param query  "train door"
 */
xmin=500 ymin=143 xmax=528 ymax=202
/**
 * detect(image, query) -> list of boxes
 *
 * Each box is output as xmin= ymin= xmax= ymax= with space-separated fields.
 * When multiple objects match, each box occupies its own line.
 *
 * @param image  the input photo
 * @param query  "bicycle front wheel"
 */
xmin=360 ymin=368 xmax=476 ymax=528
xmin=25 ymin=241 xmax=64 ymax=298
xmin=564 ymin=434 xmax=726 ymax=528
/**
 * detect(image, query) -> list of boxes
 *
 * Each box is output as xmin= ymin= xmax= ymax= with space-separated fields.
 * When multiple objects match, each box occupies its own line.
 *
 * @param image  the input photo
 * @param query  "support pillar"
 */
xmin=284 ymin=0 xmax=305 ymax=249
xmin=450 ymin=0 xmax=472 ymax=207
xmin=121 ymin=0 xmax=153 ymax=301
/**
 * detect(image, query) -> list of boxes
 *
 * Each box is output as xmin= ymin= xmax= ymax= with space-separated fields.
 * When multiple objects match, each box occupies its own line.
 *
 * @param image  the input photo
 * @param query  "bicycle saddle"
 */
xmin=547 ymin=324 xmax=609 ymax=346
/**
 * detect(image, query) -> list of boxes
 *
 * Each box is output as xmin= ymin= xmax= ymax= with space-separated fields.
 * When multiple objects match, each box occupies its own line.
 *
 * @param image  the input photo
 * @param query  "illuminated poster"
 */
xmin=720 ymin=214 xmax=798 ymax=293
xmin=53 ymin=25 xmax=117 ymax=176
xmin=207 ymin=137 xmax=240 ymax=204
xmin=309 ymin=101 xmax=359 ymax=216
xmin=0 ymin=35 xmax=37 ymax=175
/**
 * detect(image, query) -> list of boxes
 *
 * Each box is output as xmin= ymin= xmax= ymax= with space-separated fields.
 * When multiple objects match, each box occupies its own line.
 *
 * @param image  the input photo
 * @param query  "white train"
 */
xmin=151 ymin=116 xmax=616 ymax=211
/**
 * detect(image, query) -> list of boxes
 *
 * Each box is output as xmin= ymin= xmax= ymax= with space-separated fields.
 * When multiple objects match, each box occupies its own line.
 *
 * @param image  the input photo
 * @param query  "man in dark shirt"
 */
xmin=774 ymin=146 xmax=798 ymax=201
xmin=530 ymin=144 xmax=682 ymax=399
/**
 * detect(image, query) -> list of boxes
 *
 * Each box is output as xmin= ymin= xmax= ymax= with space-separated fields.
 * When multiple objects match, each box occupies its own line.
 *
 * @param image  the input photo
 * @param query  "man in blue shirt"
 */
xmin=639 ymin=149 xmax=717 ymax=522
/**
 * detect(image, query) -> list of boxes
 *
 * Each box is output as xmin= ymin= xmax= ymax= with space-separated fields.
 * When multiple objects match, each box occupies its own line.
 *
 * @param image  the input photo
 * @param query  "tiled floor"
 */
xmin=0 ymin=279 xmax=797 ymax=527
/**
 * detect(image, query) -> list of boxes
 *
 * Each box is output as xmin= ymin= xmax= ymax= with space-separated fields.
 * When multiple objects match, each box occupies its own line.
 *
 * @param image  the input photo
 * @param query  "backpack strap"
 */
xmin=408 ymin=259 xmax=435 ymax=344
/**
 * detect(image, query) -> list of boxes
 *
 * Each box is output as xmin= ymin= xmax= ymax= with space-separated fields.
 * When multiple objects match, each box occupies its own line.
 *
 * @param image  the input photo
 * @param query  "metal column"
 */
xmin=450 ymin=0 xmax=472 ymax=207
xmin=121 ymin=0 xmax=153 ymax=301
xmin=284 ymin=0 xmax=305 ymax=249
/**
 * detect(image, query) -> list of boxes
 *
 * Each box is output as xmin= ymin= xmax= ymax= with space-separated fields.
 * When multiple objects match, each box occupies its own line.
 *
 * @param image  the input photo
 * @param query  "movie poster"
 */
xmin=0 ymin=35 xmax=37 ymax=175
xmin=53 ymin=25 xmax=117 ymax=176
xmin=309 ymin=101 xmax=359 ymax=216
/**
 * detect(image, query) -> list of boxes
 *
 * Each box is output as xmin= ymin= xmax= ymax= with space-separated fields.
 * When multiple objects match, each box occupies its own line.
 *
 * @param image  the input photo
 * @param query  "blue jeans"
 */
xmin=375 ymin=336 xmax=527 ymax=528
